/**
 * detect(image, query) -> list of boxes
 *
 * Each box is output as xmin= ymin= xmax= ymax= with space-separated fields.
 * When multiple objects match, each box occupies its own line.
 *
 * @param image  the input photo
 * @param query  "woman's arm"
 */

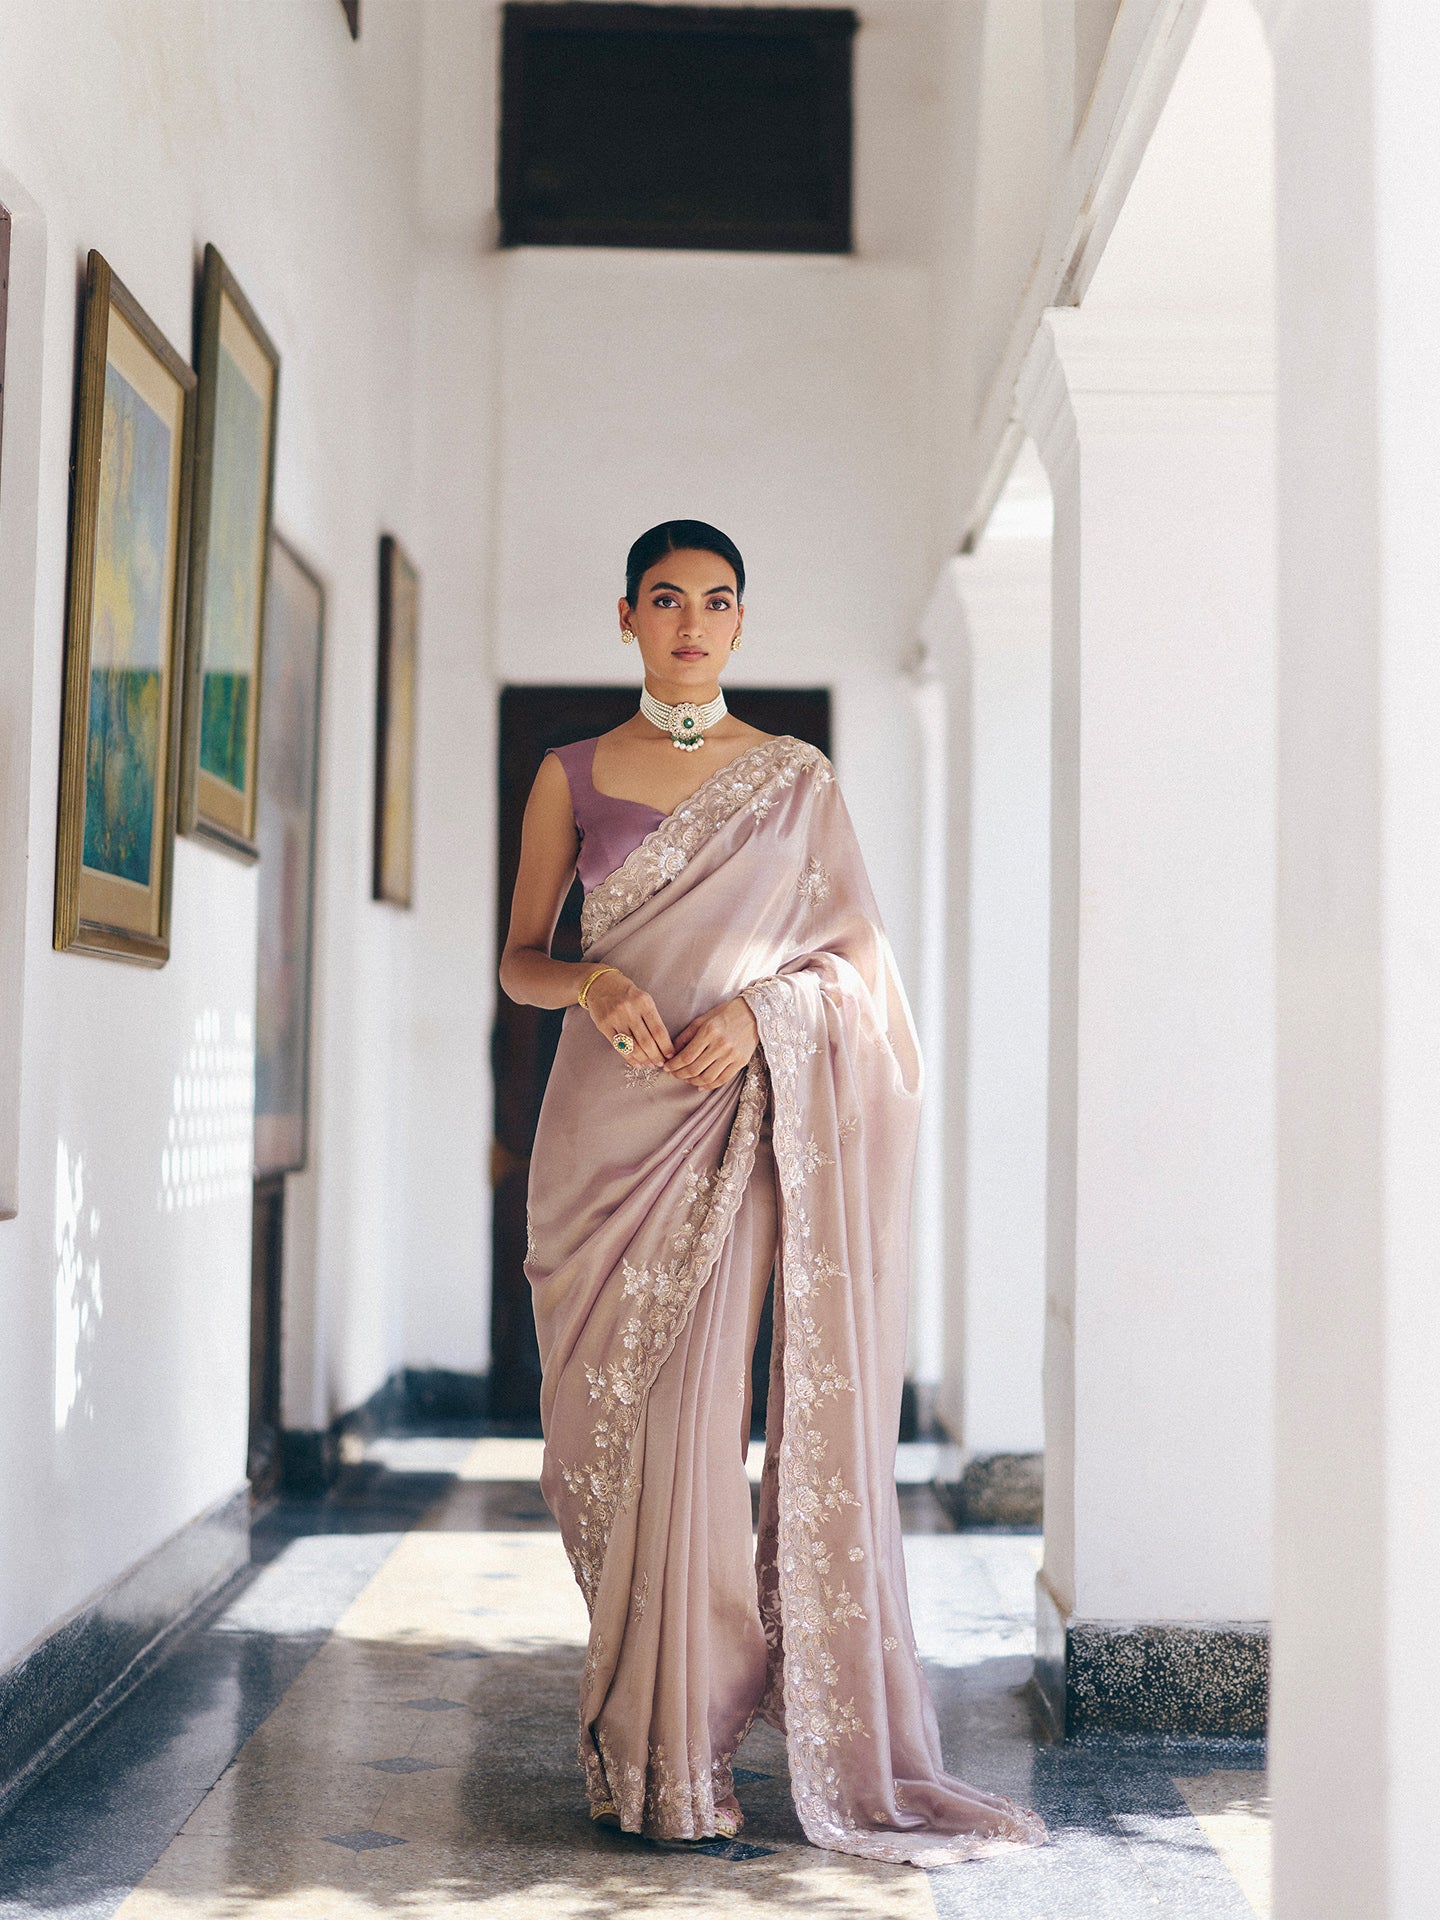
xmin=498 ymin=754 xmax=674 ymax=1066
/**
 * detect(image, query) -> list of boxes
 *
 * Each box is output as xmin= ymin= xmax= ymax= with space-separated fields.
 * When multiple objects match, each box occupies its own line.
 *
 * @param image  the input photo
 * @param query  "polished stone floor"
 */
xmin=0 ymin=1435 xmax=1270 ymax=1919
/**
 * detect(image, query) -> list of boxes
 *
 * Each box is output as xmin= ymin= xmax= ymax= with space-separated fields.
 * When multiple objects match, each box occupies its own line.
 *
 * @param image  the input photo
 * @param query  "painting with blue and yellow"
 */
xmin=199 ymin=338 xmax=266 ymax=794
xmin=84 ymin=362 xmax=171 ymax=886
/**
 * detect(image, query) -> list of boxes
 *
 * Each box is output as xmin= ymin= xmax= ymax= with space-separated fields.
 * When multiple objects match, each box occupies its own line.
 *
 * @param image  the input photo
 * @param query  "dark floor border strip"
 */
xmin=280 ymin=1366 xmax=495 ymax=1495
xmin=0 ymin=1486 xmax=249 ymax=1820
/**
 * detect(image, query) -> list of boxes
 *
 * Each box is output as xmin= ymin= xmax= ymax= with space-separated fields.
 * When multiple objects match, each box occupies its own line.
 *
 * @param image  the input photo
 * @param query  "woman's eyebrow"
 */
xmin=648 ymin=580 xmax=733 ymax=596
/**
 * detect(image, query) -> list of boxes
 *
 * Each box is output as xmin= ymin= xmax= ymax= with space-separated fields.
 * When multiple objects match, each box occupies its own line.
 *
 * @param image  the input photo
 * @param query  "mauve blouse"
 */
xmin=548 ymin=736 xmax=668 ymax=893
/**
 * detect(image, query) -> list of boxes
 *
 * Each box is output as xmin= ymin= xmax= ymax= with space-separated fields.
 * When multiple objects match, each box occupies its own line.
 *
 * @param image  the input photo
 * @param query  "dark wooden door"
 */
xmin=491 ymin=685 xmax=832 ymax=1423
xmin=248 ymin=1174 xmax=285 ymax=1496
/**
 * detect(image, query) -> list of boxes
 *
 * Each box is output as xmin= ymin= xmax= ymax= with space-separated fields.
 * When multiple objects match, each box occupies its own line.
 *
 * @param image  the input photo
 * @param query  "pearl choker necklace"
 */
xmin=639 ymin=687 xmax=727 ymax=751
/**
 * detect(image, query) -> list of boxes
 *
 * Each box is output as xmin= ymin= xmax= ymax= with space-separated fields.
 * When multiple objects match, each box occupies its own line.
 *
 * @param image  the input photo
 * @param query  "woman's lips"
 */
xmin=671 ymin=648 xmax=706 ymax=660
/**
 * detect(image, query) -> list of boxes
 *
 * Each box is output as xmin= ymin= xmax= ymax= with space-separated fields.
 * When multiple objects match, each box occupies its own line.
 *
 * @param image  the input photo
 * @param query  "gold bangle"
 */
xmin=577 ymin=965 xmax=618 ymax=1010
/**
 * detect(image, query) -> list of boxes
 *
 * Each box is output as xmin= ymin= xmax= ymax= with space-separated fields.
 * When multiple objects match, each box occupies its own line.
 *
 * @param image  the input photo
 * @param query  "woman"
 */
xmin=499 ymin=520 xmax=1046 ymax=1865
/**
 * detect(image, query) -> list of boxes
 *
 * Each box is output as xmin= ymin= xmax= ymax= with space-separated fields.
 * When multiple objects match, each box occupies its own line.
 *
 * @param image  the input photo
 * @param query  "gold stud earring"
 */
xmin=621 ymin=627 xmax=637 ymax=645
xmin=730 ymin=632 xmax=743 ymax=651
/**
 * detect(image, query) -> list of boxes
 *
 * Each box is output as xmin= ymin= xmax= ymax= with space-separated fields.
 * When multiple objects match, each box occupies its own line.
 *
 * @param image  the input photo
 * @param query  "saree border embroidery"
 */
xmin=568 ymin=1064 xmax=770 ymax=1836
xmin=743 ymin=978 xmax=872 ymax=1836
xmin=746 ymin=973 xmax=1048 ymax=1864
xmin=557 ymin=1076 xmax=766 ymax=1610
xmin=580 ymin=736 xmax=831 ymax=951
xmin=590 ymin=1730 xmax=747 ymax=1839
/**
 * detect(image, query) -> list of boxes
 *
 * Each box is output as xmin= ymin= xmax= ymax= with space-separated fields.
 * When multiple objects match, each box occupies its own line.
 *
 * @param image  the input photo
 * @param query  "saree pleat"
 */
xmin=525 ymin=737 xmax=1046 ymax=1865
xmin=589 ymin=1152 xmax=775 ymax=1832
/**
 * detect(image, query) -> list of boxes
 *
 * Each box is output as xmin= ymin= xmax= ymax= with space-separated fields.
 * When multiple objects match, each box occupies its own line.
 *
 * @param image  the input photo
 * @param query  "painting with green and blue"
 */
xmin=199 ymin=338 xmax=266 ymax=792
xmin=83 ymin=361 xmax=171 ymax=885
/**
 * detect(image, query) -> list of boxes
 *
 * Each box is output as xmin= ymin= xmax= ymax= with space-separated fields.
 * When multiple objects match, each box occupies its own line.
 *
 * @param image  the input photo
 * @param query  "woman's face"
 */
xmin=620 ymin=548 xmax=743 ymax=692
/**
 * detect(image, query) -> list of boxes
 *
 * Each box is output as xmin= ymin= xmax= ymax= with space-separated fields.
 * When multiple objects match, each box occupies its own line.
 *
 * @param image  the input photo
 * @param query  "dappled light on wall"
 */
xmin=54 ymin=1140 xmax=103 ymax=1434
xmin=158 ymin=1009 xmax=254 ymax=1213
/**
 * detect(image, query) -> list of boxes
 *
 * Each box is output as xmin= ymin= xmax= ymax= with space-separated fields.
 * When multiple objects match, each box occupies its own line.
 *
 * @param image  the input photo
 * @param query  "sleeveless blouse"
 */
xmin=547 ymin=736 xmax=667 ymax=893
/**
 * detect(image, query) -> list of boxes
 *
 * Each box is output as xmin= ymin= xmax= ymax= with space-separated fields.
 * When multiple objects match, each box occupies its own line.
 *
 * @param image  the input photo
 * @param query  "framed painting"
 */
xmin=178 ymin=244 xmax=279 ymax=859
xmin=55 ymin=250 xmax=195 ymax=965
xmin=372 ymin=533 xmax=418 ymax=906
xmin=254 ymin=535 xmax=324 ymax=1176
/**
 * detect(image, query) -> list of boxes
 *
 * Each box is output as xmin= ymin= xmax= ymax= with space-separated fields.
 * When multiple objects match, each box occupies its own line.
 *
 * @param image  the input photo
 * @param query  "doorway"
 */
xmin=248 ymin=1173 xmax=285 ymax=1497
xmin=490 ymin=684 xmax=832 ymax=1423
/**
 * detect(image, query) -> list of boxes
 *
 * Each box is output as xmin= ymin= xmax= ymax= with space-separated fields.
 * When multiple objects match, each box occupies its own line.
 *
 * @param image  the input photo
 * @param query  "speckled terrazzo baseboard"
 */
xmin=934 ymin=1451 xmax=1044 ymax=1529
xmin=0 ymin=1485 xmax=249 ymax=1818
xmin=1066 ymin=1622 xmax=1269 ymax=1737
xmin=1036 ymin=1576 xmax=1269 ymax=1737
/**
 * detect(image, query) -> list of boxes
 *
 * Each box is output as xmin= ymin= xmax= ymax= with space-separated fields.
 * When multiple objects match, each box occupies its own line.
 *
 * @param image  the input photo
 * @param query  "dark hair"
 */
xmin=625 ymin=520 xmax=745 ymax=605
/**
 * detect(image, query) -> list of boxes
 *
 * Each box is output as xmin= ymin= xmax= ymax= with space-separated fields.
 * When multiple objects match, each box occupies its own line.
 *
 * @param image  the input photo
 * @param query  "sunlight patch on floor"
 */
xmin=1172 ymin=1771 xmax=1272 ymax=1918
xmin=113 ymin=1449 xmax=938 ymax=1920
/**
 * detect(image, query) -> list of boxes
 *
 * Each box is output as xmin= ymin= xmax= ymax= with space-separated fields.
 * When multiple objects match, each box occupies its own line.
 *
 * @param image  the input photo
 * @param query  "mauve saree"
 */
xmin=524 ymin=736 xmax=1047 ymax=1865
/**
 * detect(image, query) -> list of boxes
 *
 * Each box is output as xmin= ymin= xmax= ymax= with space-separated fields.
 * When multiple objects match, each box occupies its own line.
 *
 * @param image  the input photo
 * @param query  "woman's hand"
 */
xmin=665 ymin=996 xmax=760 ymax=1091
xmin=584 ymin=969 xmax=674 ymax=1069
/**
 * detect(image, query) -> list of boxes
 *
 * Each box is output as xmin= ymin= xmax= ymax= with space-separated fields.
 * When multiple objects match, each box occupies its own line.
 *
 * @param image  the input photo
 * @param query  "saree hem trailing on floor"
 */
xmin=524 ymin=737 xmax=1047 ymax=1864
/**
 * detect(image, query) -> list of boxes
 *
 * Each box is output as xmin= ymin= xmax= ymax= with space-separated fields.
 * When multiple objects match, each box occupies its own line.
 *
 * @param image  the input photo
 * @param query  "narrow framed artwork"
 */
xmin=254 ymin=535 xmax=325 ymax=1177
xmin=178 ymin=244 xmax=279 ymax=859
xmin=372 ymin=533 xmax=418 ymax=907
xmin=55 ymin=250 xmax=195 ymax=965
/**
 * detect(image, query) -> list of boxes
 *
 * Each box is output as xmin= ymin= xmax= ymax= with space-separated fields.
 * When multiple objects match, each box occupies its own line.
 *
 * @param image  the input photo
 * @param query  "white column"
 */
xmin=1260 ymin=3 xmax=1440 ymax=1914
xmin=904 ymin=646 xmax=950 ymax=1425
xmin=929 ymin=462 xmax=1052 ymax=1518
xmin=1017 ymin=305 xmax=1277 ymax=1731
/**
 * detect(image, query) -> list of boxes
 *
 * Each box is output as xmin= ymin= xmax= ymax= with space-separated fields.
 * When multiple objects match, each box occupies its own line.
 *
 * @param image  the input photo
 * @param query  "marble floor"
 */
xmin=0 ymin=1435 xmax=1270 ymax=1920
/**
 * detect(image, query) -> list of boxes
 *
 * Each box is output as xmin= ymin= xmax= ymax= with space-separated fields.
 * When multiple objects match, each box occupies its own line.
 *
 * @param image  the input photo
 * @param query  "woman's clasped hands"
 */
xmin=582 ymin=968 xmax=758 ymax=1090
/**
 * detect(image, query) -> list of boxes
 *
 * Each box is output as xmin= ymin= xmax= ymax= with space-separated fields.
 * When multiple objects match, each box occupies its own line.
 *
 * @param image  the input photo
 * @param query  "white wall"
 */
xmin=0 ymin=0 xmax=459 ymax=1670
xmin=1083 ymin=0 xmax=1274 ymax=315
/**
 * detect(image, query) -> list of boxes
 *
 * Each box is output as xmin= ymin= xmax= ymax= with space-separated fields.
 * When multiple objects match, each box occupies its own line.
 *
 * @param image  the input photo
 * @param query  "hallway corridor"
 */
xmin=0 ymin=1438 xmax=1269 ymax=1920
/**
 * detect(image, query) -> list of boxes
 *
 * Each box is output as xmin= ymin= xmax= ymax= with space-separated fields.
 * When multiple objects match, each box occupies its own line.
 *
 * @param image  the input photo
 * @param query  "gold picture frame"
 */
xmin=373 ymin=534 xmax=419 ymax=907
xmin=178 ymin=244 xmax=280 ymax=859
xmin=55 ymin=251 xmax=195 ymax=965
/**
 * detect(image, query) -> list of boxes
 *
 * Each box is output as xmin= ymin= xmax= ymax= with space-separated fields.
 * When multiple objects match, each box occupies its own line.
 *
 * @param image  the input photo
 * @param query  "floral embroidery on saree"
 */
xmin=745 ymin=964 xmax=1049 ymax=1863
xmin=745 ymin=982 xmax=873 ymax=1793
xmin=580 ymin=736 xmax=831 ymax=951
xmin=556 ymin=1077 xmax=767 ymax=1611
xmin=588 ymin=1730 xmax=745 ymax=1840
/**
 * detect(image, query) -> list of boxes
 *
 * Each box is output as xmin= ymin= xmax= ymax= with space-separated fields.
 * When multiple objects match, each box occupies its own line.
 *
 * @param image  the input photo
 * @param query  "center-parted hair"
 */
xmin=625 ymin=520 xmax=746 ymax=605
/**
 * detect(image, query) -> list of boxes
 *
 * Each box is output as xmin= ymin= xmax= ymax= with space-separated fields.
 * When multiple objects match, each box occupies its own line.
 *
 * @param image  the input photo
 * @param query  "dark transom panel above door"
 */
xmin=498 ymin=4 xmax=856 ymax=253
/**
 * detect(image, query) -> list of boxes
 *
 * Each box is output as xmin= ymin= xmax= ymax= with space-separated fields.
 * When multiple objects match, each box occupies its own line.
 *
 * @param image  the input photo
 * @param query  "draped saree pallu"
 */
xmin=524 ymin=736 xmax=1047 ymax=1866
